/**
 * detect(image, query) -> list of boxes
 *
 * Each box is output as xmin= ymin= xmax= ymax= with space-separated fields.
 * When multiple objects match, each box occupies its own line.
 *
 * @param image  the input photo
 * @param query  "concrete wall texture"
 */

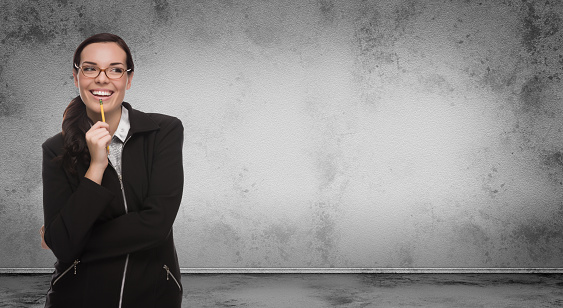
xmin=1 ymin=0 xmax=563 ymax=269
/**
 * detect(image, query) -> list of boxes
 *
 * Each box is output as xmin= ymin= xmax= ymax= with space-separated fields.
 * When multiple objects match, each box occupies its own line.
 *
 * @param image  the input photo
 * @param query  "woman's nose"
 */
xmin=95 ymin=69 xmax=110 ymax=83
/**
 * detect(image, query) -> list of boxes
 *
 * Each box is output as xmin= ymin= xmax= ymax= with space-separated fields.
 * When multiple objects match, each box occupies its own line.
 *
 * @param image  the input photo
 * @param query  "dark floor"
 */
xmin=1 ymin=273 xmax=562 ymax=307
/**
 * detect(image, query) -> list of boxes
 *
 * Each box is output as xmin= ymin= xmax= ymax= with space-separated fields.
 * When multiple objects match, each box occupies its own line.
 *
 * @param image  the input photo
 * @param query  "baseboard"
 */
xmin=1 ymin=268 xmax=562 ymax=274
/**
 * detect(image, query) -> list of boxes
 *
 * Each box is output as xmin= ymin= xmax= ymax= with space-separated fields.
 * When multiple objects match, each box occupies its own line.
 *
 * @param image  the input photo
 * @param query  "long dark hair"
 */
xmin=61 ymin=33 xmax=134 ymax=174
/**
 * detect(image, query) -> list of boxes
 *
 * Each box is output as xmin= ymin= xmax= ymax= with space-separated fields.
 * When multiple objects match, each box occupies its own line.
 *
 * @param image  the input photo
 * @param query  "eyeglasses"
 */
xmin=74 ymin=63 xmax=131 ymax=79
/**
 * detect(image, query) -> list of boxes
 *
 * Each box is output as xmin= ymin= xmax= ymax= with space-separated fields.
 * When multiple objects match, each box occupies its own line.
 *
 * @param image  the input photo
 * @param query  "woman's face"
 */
xmin=73 ymin=42 xmax=133 ymax=120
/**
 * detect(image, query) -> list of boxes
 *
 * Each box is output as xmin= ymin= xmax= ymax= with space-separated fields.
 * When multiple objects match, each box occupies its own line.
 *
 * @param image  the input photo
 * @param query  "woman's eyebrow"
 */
xmin=81 ymin=61 xmax=125 ymax=66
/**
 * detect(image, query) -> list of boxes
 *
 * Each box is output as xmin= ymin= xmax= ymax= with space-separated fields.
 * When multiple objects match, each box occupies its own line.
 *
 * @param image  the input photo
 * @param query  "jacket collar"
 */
xmin=122 ymin=102 xmax=160 ymax=136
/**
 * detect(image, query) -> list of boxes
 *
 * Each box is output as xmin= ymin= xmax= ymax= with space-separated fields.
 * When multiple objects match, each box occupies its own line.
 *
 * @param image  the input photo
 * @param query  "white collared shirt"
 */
xmin=107 ymin=106 xmax=130 ymax=178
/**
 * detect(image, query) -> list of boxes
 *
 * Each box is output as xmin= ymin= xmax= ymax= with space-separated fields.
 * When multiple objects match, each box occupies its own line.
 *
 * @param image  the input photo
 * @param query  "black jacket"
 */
xmin=42 ymin=103 xmax=183 ymax=307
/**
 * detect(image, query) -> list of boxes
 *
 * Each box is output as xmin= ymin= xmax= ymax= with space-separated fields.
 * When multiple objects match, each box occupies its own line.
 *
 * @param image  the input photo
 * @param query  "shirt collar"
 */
xmin=113 ymin=105 xmax=130 ymax=142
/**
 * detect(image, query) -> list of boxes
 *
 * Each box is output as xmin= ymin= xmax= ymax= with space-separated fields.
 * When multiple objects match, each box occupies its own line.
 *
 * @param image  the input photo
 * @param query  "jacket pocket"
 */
xmin=163 ymin=264 xmax=181 ymax=291
xmin=53 ymin=260 xmax=80 ymax=286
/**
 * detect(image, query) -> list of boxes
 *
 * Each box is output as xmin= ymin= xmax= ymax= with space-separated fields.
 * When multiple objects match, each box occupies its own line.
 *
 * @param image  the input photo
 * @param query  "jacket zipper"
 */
xmin=110 ymin=135 xmax=131 ymax=308
xmin=53 ymin=260 xmax=80 ymax=285
xmin=163 ymin=265 xmax=182 ymax=291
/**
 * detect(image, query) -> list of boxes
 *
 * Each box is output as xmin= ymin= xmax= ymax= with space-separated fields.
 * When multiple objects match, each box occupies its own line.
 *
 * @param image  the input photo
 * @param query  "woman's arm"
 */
xmin=42 ymin=127 xmax=115 ymax=263
xmin=79 ymin=117 xmax=184 ymax=263
xmin=42 ymin=154 xmax=114 ymax=262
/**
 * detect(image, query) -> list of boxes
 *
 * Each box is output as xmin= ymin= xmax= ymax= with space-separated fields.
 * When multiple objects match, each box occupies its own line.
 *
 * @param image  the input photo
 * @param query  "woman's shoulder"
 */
xmin=42 ymin=132 xmax=64 ymax=153
xmin=125 ymin=102 xmax=183 ymax=131
xmin=146 ymin=112 xmax=182 ymax=128
xmin=130 ymin=108 xmax=183 ymax=132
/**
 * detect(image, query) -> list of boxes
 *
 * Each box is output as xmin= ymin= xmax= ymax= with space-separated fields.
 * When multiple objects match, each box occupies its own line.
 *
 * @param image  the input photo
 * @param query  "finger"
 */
xmin=88 ymin=130 xmax=111 ymax=142
xmin=101 ymin=139 xmax=112 ymax=152
xmin=88 ymin=124 xmax=111 ymax=135
xmin=87 ymin=128 xmax=112 ymax=143
xmin=90 ymin=121 xmax=110 ymax=130
xmin=86 ymin=123 xmax=110 ymax=138
xmin=92 ymin=136 xmax=112 ymax=155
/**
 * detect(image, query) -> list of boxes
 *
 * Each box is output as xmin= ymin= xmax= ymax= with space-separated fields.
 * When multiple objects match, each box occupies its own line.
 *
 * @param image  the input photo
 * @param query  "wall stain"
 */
xmin=397 ymin=245 xmax=414 ymax=267
xmin=517 ymin=73 xmax=561 ymax=116
xmin=317 ymin=152 xmax=338 ymax=188
xmin=477 ymin=57 xmax=521 ymax=93
xmin=521 ymin=1 xmax=561 ymax=54
xmin=318 ymin=0 xmax=335 ymax=23
xmin=353 ymin=0 xmax=422 ymax=107
xmin=3 ymin=4 xmax=56 ymax=45
xmin=74 ymin=5 xmax=122 ymax=38
xmin=2 ymin=1 xmax=142 ymax=49
xmin=207 ymin=220 xmax=243 ymax=263
xmin=459 ymin=1 xmax=562 ymax=96
xmin=0 ymin=65 xmax=10 ymax=117
xmin=263 ymin=223 xmax=296 ymax=245
xmin=540 ymin=151 xmax=563 ymax=186
xmin=309 ymin=201 xmax=338 ymax=266
xmin=455 ymin=222 xmax=493 ymax=264
xmin=0 ymin=195 xmax=6 ymax=214
xmin=481 ymin=166 xmax=506 ymax=198
xmin=0 ymin=100 xmax=23 ymax=118
xmin=393 ymin=0 xmax=418 ymax=32
xmin=519 ymin=74 xmax=546 ymax=113
xmin=517 ymin=0 xmax=563 ymax=106
xmin=511 ymin=220 xmax=563 ymax=263
xmin=513 ymin=224 xmax=556 ymax=244
xmin=232 ymin=166 xmax=257 ymax=197
xmin=354 ymin=11 xmax=396 ymax=74
xmin=419 ymin=73 xmax=455 ymax=96
xmin=354 ymin=0 xmax=422 ymax=61
xmin=0 ymin=67 xmax=23 ymax=118
xmin=242 ymin=2 xmax=285 ymax=48
xmin=153 ymin=0 xmax=171 ymax=24
xmin=458 ymin=222 xmax=490 ymax=246
xmin=512 ymin=0 xmax=563 ymax=169
xmin=76 ymin=20 xmax=113 ymax=39
xmin=262 ymin=222 xmax=297 ymax=262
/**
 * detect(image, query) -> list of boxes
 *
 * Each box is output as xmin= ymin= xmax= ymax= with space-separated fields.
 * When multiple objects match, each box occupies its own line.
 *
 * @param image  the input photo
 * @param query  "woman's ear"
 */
xmin=73 ymin=70 xmax=79 ymax=88
xmin=126 ymin=72 xmax=134 ymax=90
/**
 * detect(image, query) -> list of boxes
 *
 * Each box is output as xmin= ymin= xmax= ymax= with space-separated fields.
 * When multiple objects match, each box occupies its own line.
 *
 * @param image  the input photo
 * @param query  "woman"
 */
xmin=41 ymin=33 xmax=183 ymax=307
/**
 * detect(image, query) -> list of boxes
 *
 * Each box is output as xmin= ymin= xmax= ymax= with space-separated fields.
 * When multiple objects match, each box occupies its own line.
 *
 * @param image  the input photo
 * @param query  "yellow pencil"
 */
xmin=99 ymin=99 xmax=109 ymax=152
xmin=99 ymin=99 xmax=106 ymax=123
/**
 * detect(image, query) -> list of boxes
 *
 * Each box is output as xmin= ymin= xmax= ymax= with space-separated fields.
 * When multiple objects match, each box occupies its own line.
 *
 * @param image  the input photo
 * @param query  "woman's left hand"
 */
xmin=40 ymin=225 xmax=50 ymax=250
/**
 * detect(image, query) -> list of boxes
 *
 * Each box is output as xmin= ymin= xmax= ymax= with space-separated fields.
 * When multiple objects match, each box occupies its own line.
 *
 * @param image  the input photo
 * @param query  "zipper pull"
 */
xmin=163 ymin=265 xmax=170 ymax=280
xmin=73 ymin=260 xmax=80 ymax=275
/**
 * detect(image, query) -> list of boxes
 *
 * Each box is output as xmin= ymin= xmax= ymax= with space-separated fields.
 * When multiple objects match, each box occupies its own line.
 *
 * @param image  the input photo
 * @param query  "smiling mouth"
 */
xmin=90 ymin=90 xmax=114 ymax=97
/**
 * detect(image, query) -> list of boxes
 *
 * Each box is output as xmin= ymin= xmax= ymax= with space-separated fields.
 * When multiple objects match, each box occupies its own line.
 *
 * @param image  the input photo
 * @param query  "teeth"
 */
xmin=92 ymin=90 xmax=113 ymax=96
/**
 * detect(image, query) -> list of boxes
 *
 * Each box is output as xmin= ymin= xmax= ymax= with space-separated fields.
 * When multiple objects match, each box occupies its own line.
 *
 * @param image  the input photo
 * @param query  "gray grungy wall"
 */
xmin=1 ymin=0 xmax=563 ymax=268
